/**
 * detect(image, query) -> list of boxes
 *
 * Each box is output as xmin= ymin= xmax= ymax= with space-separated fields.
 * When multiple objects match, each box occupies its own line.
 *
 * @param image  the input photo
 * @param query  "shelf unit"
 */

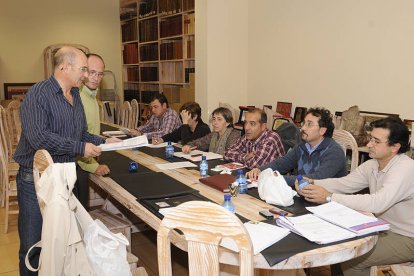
xmin=120 ymin=0 xmax=195 ymax=108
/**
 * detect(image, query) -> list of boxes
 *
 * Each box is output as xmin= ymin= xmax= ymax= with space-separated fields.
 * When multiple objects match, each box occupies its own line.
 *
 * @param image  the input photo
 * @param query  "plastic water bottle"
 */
xmin=222 ymin=194 xmax=235 ymax=213
xmin=199 ymin=155 xmax=208 ymax=178
xmin=297 ymin=175 xmax=310 ymax=190
xmin=165 ymin=141 xmax=174 ymax=159
xmin=237 ymin=169 xmax=248 ymax=194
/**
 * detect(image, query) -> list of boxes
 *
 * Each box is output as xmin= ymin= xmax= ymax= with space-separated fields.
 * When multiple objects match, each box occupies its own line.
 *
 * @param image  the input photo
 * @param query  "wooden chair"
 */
xmin=370 ymin=263 xmax=414 ymax=276
xmin=130 ymin=99 xmax=139 ymax=129
xmin=139 ymin=103 xmax=150 ymax=126
xmin=5 ymin=100 xmax=21 ymax=155
xmin=333 ymin=129 xmax=359 ymax=172
xmin=33 ymin=150 xmax=147 ymax=275
xmin=157 ymin=201 xmax=254 ymax=276
xmin=119 ymin=101 xmax=132 ymax=128
xmin=0 ymin=110 xmax=18 ymax=233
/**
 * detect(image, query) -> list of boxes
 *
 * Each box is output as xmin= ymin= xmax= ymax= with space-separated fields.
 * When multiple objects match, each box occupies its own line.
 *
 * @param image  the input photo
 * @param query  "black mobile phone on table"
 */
xmin=259 ymin=210 xmax=274 ymax=220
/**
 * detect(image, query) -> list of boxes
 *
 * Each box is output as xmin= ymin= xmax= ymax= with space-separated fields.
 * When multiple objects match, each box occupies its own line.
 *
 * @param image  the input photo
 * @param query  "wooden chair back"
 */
xmin=97 ymin=100 xmax=105 ymax=122
xmin=33 ymin=150 xmax=54 ymax=191
xmin=0 ymin=106 xmax=10 ymax=162
xmin=130 ymin=99 xmax=139 ymax=129
xmin=333 ymin=129 xmax=359 ymax=172
xmin=157 ymin=201 xmax=254 ymax=276
xmin=5 ymin=100 xmax=21 ymax=154
xmin=139 ymin=103 xmax=150 ymax=126
xmin=119 ymin=101 xmax=132 ymax=128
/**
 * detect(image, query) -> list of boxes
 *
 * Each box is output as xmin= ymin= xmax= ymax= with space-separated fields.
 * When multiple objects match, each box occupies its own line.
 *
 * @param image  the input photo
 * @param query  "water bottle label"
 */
xmin=299 ymin=181 xmax=310 ymax=190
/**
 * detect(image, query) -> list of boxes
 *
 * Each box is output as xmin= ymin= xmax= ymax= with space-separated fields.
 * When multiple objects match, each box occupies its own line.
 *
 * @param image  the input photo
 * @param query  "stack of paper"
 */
xmin=221 ymin=222 xmax=290 ymax=254
xmin=174 ymin=150 xmax=222 ymax=162
xmin=276 ymin=202 xmax=389 ymax=244
xmin=99 ymin=135 xmax=149 ymax=151
xmin=306 ymin=201 xmax=390 ymax=236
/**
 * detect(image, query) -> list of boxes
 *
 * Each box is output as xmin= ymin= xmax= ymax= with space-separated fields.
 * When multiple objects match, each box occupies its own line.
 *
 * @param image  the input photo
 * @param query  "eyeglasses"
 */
xmin=89 ymin=70 xmax=104 ymax=78
xmin=76 ymin=66 xmax=89 ymax=73
xmin=368 ymin=136 xmax=388 ymax=145
xmin=300 ymin=121 xmax=319 ymax=128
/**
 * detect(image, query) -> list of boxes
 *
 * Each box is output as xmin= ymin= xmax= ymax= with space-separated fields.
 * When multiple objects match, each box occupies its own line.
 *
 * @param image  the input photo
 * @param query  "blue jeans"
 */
xmin=17 ymin=166 xmax=42 ymax=276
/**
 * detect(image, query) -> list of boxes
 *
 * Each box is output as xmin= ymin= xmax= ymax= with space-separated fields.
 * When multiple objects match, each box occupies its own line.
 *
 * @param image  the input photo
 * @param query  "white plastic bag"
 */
xmin=84 ymin=219 xmax=131 ymax=276
xmin=258 ymin=169 xmax=297 ymax=206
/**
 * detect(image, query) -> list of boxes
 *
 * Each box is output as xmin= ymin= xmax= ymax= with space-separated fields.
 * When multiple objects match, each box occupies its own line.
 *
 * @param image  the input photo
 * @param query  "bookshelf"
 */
xmin=120 ymin=0 xmax=195 ymax=109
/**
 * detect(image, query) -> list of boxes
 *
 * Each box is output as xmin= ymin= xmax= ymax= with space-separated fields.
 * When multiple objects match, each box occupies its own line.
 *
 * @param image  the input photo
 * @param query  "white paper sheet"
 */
xmin=221 ymin=222 xmax=290 ymax=254
xmin=174 ymin=150 xmax=222 ymax=162
xmin=146 ymin=142 xmax=176 ymax=148
xmin=155 ymin=161 xmax=198 ymax=170
xmin=99 ymin=135 xmax=149 ymax=151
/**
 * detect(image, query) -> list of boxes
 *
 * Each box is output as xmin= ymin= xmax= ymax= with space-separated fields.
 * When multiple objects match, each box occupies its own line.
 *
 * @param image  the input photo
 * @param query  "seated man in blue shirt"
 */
xmin=247 ymin=107 xmax=347 ymax=186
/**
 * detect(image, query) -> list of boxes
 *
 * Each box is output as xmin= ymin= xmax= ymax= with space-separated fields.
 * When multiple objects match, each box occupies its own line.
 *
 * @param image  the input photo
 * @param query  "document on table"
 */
xmin=174 ymin=150 xmax=222 ymax=162
xmin=147 ymin=142 xmax=177 ymax=148
xmin=155 ymin=161 xmax=197 ymax=170
xmin=221 ymin=221 xmax=290 ymax=255
xmin=306 ymin=201 xmax=389 ymax=235
xmin=99 ymin=135 xmax=149 ymax=151
xmin=276 ymin=214 xmax=357 ymax=244
xmin=102 ymin=130 xmax=127 ymax=138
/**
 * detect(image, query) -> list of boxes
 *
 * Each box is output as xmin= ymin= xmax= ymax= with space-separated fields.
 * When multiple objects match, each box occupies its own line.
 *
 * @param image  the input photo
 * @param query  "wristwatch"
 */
xmin=326 ymin=193 xmax=332 ymax=203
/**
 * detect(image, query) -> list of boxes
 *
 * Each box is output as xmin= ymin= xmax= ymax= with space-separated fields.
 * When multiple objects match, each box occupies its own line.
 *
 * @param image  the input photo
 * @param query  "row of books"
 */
xmin=186 ymin=36 xmax=194 ymax=59
xmin=160 ymin=16 xmax=182 ymax=38
xmin=183 ymin=13 xmax=195 ymax=34
xmin=183 ymin=0 xmax=195 ymax=11
xmin=123 ymin=43 xmax=139 ymax=64
xmin=120 ymin=5 xmax=137 ymax=21
xmin=121 ymin=19 xmax=138 ymax=42
xmin=141 ymin=67 xmax=159 ymax=82
xmin=140 ymin=18 xmax=158 ymax=42
xmin=138 ymin=0 xmax=157 ymax=19
xmin=185 ymin=67 xmax=195 ymax=83
xmin=159 ymin=0 xmax=182 ymax=16
xmin=276 ymin=201 xmax=390 ymax=244
xmin=126 ymin=67 xmax=139 ymax=82
xmin=160 ymin=62 xmax=184 ymax=83
xmin=124 ymin=83 xmax=139 ymax=102
xmin=160 ymin=40 xmax=183 ymax=60
xmin=140 ymin=44 xmax=158 ymax=62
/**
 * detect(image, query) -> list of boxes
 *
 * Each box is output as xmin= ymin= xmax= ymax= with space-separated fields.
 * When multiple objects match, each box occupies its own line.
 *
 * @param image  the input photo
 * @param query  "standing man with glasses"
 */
xmin=14 ymin=46 xmax=118 ymax=275
xmin=77 ymin=53 xmax=111 ymax=209
xmin=247 ymin=107 xmax=347 ymax=186
xmin=298 ymin=117 xmax=414 ymax=276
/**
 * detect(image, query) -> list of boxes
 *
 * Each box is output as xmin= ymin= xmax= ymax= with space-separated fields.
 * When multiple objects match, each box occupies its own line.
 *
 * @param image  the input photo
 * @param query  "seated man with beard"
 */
xmin=247 ymin=107 xmax=347 ymax=186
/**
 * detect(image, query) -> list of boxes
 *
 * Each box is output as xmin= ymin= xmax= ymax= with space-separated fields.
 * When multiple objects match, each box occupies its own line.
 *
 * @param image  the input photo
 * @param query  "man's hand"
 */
xmin=105 ymin=137 xmax=122 ymax=144
xmin=246 ymin=168 xmax=261 ymax=180
xmin=296 ymin=179 xmax=330 ymax=204
xmin=129 ymin=129 xmax=141 ymax=137
xmin=84 ymin=143 xmax=102 ymax=158
xmin=94 ymin=164 xmax=110 ymax=176
xmin=180 ymin=110 xmax=191 ymax=125
xmin=244 ymin=151 xmax=256 ymax=161
xmin=182 ymin=145 xmax=196 ymax=154
xmin=152 ymin=137 xmax=164 ymax=145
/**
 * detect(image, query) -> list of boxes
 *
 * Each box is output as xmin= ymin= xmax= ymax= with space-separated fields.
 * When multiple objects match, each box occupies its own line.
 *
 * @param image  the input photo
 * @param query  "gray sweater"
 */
xmin=261 ymin=137 xmax=348 ymax=186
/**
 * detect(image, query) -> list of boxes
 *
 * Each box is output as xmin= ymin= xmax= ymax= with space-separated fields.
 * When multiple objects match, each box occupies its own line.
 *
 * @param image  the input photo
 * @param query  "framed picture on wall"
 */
xmin=4 ymin=83 xmax=36 ymax=100
xmin=293 ymin=107 xmax=307 ymax=125
xmin=276 ymin=101 xmax=292 ymax=118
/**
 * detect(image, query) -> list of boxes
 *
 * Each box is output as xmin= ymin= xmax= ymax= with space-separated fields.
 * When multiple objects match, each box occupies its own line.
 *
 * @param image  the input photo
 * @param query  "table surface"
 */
xmin=92 ymin=123 xmax=377 ymax=272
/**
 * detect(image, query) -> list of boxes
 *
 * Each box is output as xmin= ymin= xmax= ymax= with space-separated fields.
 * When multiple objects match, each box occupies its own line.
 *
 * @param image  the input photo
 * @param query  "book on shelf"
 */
xmin=276 ymin=201 xmax=389 ymax=244
xmin=138 ymin=0 xmax=157 ymax=19
xmin=160 ymin=15 xmax=182 ymax=38
xmin=139 ymin=18 xmax=158 ymax=42
xmin=159 ymin=0 xmax=182 ymax=16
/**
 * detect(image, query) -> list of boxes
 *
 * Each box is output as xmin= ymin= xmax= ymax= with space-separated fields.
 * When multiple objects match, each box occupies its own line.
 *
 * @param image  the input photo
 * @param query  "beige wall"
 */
xmin=196 ymin=0 xmax=249 ymax=121
xmin=0 ymin=0 xmax=122 ymax=100
xmin=197 ymin=0 xmax=414 ymax=121
xmin=247 ymin=0 xmax=414 ymax=119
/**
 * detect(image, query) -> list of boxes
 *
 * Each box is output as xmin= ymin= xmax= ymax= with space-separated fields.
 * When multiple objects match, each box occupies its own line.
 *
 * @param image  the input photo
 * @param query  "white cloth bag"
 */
xmin=258 ymin=168 xmax=297 ymax=206
xmin=84 ymin=219 xmax=131 ymax=276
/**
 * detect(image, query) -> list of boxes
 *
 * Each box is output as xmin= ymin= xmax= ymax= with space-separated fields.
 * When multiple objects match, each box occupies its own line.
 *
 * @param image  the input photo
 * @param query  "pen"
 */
xmin=279 ymin=216 xmax=294 ymax=226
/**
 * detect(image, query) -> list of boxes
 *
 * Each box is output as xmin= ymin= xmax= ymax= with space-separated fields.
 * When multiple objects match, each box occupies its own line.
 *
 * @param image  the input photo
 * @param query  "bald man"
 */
xmin=14 ymin=46 xmax=118 ymax=275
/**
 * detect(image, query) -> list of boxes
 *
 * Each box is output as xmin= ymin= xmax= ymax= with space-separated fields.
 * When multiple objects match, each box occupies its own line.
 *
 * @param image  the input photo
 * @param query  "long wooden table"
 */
xmin=90 ymin=145 xmax=377 ymax=275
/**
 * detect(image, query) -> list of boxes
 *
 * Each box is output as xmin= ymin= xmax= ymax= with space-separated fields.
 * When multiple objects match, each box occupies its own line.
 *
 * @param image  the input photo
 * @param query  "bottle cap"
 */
xmin=224 ymin=194 xmax=231 ymax=200
xmin=167 ymin=141 xmax=172 ymax=145
xmin=201 ymin=155 xmax=206 ymax=160
xmin=297 ymin=175 xmax=303 ymax=181
xmin=237 ymin=169 xmax=243 ymax=175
